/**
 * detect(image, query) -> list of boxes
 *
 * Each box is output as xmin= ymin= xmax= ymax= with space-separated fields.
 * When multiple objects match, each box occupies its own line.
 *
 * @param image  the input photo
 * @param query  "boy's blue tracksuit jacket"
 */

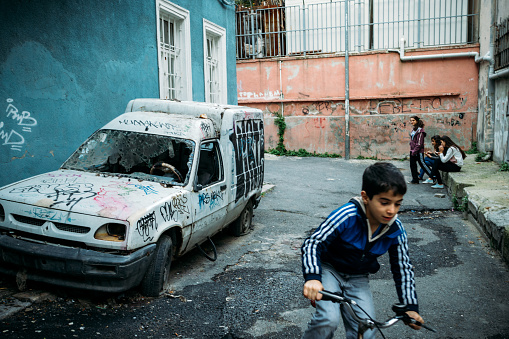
xmin=301 ymin=197 xmax=419 ymax=312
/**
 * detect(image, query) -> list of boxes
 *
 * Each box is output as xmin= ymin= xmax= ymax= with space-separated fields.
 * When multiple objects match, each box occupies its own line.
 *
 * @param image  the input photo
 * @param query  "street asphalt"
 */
xmin=0 ymin=155 xmax=507 ymax=339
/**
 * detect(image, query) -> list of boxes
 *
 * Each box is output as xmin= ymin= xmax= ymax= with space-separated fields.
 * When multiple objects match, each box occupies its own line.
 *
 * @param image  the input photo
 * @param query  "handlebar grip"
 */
xmin=319 ymin=290 xmax=348 ymax=303
xmin=319 ymin=290 xmax=342 ymax=301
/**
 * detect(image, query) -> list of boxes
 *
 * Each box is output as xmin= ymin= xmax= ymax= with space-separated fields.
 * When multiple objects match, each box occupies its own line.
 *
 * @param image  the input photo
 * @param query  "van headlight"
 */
xmin=94 ymin=223 xmax=126 ymax=242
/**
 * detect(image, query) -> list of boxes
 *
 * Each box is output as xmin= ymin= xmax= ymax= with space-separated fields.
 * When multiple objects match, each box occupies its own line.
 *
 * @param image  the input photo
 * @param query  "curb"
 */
xmin=443 ymin=158 xmax=509 ymax=265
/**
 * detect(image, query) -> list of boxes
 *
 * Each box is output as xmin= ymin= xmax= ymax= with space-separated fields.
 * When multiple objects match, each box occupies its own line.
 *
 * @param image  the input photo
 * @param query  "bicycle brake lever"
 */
xmin=401 ymin=315 xmax=436 ymax=333
xmin=415 ymin=322 xmax=436 ymax=333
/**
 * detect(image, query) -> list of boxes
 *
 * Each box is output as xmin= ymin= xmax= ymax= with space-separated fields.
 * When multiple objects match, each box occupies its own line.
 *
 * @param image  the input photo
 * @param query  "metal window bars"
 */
xmin=495 ymin=17 xmax=509 ymax=71
xmin=160 ymin=15 xmax=182 ymax=99
xmin=236 ymin=0 xmax=479 ymax=60
xmin=206 ymin=36 xmax=220 ymax=103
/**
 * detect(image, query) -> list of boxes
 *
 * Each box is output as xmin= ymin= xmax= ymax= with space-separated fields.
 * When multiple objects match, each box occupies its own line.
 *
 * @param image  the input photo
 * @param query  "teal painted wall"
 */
xmin=0 ymin=0 xmax=237 ymax=187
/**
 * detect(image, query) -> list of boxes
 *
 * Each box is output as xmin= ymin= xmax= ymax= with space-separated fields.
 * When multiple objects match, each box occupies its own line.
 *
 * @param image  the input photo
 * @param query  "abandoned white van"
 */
xmin=0 ymin=99 xmax=264 ymax=296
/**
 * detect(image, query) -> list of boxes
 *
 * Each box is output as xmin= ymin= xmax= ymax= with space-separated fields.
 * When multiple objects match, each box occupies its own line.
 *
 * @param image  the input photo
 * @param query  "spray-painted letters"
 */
xmin=198 ymin=190 xmax=224 ymax=210
xmin=1 ymin=98 xmax=38 ymax=151
xmin=136 ymin=211 xmax=157 ymax=242
xmin=230 ymin=118 xmax=264 ymax=202
xmin=10 ymin=183 xmax=97 ymax=209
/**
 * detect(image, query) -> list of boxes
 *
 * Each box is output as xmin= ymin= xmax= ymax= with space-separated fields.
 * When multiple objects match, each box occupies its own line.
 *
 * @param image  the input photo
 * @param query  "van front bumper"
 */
xmin=0 ymin=235 xmax=156 ymax=293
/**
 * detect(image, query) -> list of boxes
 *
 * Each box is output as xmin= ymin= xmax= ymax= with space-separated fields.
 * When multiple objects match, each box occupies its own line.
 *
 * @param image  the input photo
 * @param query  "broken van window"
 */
xmin=61 ymin=129 xmax=195 ymax=186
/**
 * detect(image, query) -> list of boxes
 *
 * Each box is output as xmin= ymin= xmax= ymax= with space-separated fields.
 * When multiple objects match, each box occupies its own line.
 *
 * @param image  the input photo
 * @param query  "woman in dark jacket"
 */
xmin=408 ymin=115 xmax=427 ymax=184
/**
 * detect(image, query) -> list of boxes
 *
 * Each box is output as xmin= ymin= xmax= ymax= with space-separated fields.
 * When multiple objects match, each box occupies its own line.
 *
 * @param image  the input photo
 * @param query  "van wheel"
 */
xmin=231 ymin=200 xmax=253 ymax=237
xmin=140 ymin=234 xmax=173 ymax=297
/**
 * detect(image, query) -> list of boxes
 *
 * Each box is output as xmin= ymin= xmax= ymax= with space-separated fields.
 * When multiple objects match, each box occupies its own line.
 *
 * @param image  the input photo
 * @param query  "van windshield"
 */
xmin=61 ymin=129 xmax=195 ymax=186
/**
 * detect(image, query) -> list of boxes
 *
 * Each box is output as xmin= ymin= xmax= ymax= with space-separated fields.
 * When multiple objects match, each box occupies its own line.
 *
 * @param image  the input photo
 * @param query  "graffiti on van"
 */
xmin=231 ymin=118 xmax=264 ymax=202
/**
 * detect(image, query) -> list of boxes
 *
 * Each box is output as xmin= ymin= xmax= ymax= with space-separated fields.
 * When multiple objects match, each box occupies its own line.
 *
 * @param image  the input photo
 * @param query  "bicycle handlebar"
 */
xmin=319 ymin=290 xmax=436 ymax=333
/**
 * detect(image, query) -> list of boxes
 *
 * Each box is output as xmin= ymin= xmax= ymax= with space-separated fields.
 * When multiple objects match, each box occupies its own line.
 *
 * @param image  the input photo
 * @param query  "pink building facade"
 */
xmin=237 ymin=45 xmax=480 ymax=159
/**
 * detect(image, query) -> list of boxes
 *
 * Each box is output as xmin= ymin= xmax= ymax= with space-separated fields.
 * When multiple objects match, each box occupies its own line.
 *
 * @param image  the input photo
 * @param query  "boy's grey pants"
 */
xmin=302 ymin=264 xmax=376 ymax=339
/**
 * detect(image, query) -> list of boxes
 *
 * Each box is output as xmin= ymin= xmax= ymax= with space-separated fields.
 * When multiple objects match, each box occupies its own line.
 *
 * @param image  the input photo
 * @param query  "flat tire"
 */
xmin=231 ymin=200 xmax=253 ymax=237
xmin=140 ymin=234 xmax=173 ymax=297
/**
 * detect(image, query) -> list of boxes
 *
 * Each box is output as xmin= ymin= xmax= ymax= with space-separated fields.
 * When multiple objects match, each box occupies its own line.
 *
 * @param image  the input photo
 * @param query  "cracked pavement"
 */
xmin=1 ymin=156 xmax=508 ymax=338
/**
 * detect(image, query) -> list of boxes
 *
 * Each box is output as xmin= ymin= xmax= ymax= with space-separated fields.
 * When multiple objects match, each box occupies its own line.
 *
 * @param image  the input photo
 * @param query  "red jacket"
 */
xmin=409 ymin=127 xmax=426 ymax=156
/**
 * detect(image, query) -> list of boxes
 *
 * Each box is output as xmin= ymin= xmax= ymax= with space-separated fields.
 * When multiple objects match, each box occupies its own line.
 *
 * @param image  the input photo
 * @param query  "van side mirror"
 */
xmin=194 ymin=183 xmax=203 ymax=192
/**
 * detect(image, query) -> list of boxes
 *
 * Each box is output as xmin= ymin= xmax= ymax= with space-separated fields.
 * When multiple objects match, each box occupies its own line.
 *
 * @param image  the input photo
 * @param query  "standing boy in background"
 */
xmin=301 ymin=162 xmax=424 ymax=339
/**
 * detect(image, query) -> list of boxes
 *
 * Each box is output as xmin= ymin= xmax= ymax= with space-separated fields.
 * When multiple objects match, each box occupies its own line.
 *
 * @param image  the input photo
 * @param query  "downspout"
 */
xmin=393 ymin=38 xmax=480 ymax=61
xmin=483 ymin=0 xmax=496 ymax=160
xmin=391 ymin=38 xmax=508 ymax=80
xmin=490 ymin=68 xmax=509 ymax=79
xmin=345 ymin=0 xmax=350 ymax=160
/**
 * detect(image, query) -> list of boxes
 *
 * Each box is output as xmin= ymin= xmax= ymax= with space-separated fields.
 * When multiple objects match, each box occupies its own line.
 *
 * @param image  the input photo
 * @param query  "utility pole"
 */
xmin=345 ymin=0 xmax=350 ymax=160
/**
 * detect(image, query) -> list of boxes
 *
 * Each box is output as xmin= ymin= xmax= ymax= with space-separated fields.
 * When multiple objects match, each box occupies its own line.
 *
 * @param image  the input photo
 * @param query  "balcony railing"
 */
xmin=236 ymin=0 xmax=479 ymax=60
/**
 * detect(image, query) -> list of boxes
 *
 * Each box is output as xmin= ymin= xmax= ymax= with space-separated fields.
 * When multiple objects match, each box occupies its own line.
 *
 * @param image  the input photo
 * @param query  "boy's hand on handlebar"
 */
xmin=405 ymin=311 xmax=424 ymax=330
xmin=303 ymin=280 xmax=323 ymax=301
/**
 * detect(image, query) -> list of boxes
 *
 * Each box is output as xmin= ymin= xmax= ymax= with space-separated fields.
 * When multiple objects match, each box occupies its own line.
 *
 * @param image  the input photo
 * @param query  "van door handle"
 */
xmin=220 ymin=184 xmax=227 ymax=191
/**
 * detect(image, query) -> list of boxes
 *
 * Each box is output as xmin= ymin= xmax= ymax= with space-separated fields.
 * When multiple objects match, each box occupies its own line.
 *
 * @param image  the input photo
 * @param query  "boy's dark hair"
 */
xmin=362 ymin=162 xmax=407 ymax=199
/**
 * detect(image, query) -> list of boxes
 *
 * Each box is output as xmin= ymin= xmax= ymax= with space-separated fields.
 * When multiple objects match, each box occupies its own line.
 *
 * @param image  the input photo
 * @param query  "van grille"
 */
xmin=54 ymin=222 xmax=90 ymax=234
xmin=12 ymin=214 xmax=45 ymax=226
xmin=12 ymin=214 xmax=91 ymax=234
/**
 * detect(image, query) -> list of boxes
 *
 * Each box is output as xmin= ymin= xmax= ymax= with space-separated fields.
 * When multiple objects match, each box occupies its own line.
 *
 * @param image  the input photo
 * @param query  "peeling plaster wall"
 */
xmin=0 ymin=0 xmax=236 ymax=187
xmin=493 ymin=80 xmax=509 ymax=163
xmin=492 ymin=1 xmax=509 ymax=164
xmin=238 ymin=46 xmax=479 ymax=159
xmin=476 ymin=0 xmax=509 ymax=163
xmin=476 ymin=0 xmax=494 ymax=154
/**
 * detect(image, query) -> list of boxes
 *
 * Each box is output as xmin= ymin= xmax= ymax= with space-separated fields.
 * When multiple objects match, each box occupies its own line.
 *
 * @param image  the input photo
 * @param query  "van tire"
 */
xmin=231 ymin=200 xmax=253 ymax=237
xmin=140 ymin=234 xmax=173 ymax=297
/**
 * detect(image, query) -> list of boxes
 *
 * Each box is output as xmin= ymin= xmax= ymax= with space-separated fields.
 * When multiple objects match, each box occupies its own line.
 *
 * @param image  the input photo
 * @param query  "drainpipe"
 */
xmin=490 ymin=68 xmax=509 ymax=79
xmin=483 ymin=0 xmax=496 ymax=160
xmin=392 ymin=37 xmax=508 ymax=81
xmin=345 ymin=0 xmax=350 ymax=160
xmin=394 ymin=38 xmax=480 ymax=61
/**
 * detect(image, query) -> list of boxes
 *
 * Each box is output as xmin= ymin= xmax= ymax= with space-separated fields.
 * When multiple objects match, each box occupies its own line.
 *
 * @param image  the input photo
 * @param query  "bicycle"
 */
xmin=318 ymin=290 xmax=436 ymax=339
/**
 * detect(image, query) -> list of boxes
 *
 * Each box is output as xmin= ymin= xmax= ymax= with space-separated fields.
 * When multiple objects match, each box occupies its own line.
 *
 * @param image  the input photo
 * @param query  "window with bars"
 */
xmin=204 ymin=20 xmax=227 ymax=104
xmin=157 ymin=1 xmax=192 ymax=100
xmin=236 ymin=0 xmax=479 ymax=59
xmin=206 ymin=34 xmax=220 ymax=103
xmin=495 ymin=17 xmax=509 ymax=71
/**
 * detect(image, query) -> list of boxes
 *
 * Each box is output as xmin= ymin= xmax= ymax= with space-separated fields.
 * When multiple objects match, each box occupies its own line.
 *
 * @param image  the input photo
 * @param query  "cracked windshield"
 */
xmin=61 ymin=129 xmax=195 ymax=186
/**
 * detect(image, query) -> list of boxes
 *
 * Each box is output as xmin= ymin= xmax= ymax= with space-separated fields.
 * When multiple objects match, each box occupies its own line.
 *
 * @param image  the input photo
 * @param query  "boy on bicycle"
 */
xmin=301 ymin=162 xmax=424 ymax=339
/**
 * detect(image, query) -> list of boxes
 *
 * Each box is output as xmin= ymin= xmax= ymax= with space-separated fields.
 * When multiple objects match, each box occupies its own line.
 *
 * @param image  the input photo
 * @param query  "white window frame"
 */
xmin=203 ymin=19 xmax=227 ymax=104
xmin=156 ymin=0 xmax=192 ymax=100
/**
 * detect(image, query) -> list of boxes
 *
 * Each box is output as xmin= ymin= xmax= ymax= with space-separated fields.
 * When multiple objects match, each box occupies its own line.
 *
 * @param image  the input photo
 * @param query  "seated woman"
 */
xmin=418 ymin=135 xmax=441 ymax=180
xmin=426 ymin=136 xmax=467 ymax=189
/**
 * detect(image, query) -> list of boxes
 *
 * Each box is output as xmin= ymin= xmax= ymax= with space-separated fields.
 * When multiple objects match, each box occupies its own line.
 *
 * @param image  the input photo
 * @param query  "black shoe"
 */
xmin=407 ymin=180 xmax=419 ymax=184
